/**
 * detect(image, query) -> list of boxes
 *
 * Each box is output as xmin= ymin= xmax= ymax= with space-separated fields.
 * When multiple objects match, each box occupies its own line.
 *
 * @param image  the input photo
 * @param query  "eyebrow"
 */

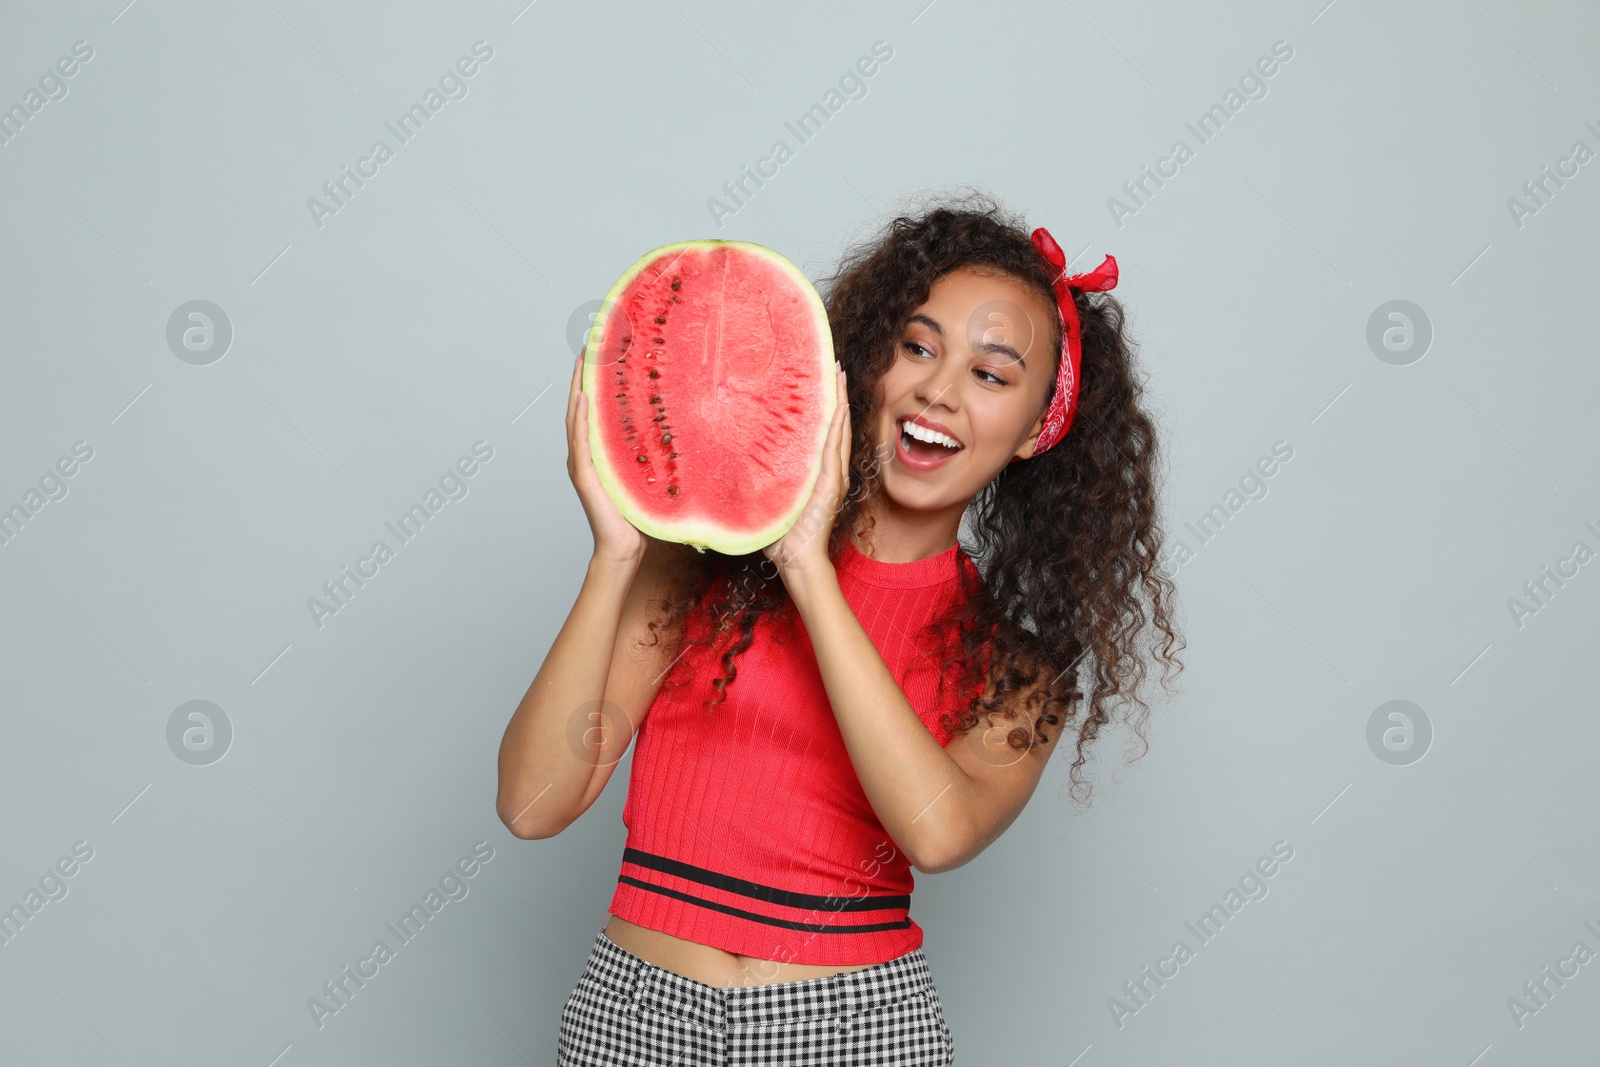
xmin=906 ymin=313 xmax=1028 ymax=371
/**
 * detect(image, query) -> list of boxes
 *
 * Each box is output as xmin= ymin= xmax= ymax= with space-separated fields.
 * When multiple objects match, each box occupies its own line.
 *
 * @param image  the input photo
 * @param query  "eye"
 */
xmin=901 ymin=340 xmax=932 ymax=358
xmin=975 ymin=368 xmax=1004 ymax=385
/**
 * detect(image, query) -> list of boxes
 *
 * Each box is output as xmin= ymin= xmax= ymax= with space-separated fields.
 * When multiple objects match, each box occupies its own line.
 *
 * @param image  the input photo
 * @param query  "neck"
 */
xmin=851 ymin=497 xmax=966 ymax=563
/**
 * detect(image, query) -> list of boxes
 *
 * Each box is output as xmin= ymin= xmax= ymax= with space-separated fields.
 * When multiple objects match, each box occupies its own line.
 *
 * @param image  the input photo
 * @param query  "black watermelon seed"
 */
xmin=671 ymin=278 xmax=681 ymax=290
xmin=648 ymin=369 xmax=659 ymax=379
xmin=654 ymin=316 xmax=666 ymax=325
xmin=650 ymin=395 xmax=661 ymax=404
xmin=668 ymin=452 xmax=678 ymax=459
xmin=667 ymin=485 xmax=679 ymax=494
xmin=661 ymin=433 xmax=672 ymax=444
xmin=652 ymin=337 xmax=664 ymax=344
xmin=653 ymin=414 xmax=666 ymax=422
xmin=636 ymin=455 xmax=648 ymax=463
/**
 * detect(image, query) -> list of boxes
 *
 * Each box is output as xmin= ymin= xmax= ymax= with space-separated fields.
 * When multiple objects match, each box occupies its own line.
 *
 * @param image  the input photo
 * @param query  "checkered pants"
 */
xmin=557 ymin=929 xmax=955 ymax=1065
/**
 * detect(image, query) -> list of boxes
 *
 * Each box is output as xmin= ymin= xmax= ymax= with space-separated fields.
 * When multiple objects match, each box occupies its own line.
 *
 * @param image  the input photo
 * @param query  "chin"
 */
xmin=880 ymin=464 xmax=956 ymax=507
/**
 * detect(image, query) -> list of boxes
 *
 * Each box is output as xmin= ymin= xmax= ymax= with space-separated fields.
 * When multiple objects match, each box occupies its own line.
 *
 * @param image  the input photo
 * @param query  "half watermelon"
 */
xmin=581 ymin=240 xmax=838 ymax=556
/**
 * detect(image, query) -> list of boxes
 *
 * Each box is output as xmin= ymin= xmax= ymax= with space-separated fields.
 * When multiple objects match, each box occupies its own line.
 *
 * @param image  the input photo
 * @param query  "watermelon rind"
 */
xmin=581 ymin=240 xmax=838 ymax=557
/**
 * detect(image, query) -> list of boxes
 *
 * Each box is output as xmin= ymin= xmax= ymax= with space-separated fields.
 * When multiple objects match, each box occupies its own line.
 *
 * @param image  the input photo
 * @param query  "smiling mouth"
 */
xmin=898 ymin=417 xmax=963 ymax=460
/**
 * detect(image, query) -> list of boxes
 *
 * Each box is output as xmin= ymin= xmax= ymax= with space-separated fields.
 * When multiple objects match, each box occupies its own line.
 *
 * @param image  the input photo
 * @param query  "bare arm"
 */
xmin=786 ymin=564 xmax=1053 ymax=873
xmin=496 ymin=538 xmax=689 ymax=838
xmin=496 ymin=355 xmax=694 ymax=839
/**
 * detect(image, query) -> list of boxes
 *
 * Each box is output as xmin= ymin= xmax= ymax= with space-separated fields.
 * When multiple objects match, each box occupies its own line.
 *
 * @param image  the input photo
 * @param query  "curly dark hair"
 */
xmin=640 ymin=190 xmax=1185 ymax=806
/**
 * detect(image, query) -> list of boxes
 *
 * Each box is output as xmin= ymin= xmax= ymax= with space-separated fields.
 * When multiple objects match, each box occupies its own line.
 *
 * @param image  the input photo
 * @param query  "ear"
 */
xmin=1012 ymin=410 xmax=1047 ymax=462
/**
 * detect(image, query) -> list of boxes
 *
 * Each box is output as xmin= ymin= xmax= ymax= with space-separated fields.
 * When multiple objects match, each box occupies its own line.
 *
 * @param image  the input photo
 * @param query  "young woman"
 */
xmin=498 ymin=194 xmax=1184 ymax=1065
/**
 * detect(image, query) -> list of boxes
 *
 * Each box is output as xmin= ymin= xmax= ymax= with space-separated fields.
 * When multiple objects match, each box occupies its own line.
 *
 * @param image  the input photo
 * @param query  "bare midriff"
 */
xmin=601 ymin=916 xmax=878 ymax=988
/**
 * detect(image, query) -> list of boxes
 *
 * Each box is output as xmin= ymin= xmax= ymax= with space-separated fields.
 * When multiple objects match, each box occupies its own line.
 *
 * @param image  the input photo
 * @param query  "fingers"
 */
xmin=814 ymin=368 xmax=846 ymax=514
xmin=569 ymin=355 xmax=595 ymax=484
xmin=837 ymin=368 xmax=850 ymax=471
xmin=574 ymin=377 xmax=590 ymax=463
xmin=566 ymin=354 xmax=582 ymax=437
xmin=834 ymin=367 xmax=850 ymax=482
xmin=820 ymin=369 xmax=845 ymax=486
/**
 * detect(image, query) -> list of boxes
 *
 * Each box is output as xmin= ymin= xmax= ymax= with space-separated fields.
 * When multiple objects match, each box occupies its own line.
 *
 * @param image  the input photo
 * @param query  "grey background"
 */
xmin=2 ymin=0 xmax=1597 ymax=1064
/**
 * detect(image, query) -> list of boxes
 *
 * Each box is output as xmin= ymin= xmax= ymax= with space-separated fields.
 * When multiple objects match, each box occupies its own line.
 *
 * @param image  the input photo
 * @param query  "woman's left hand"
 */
xmin=762 ymin=365 xmax=850 ymax=582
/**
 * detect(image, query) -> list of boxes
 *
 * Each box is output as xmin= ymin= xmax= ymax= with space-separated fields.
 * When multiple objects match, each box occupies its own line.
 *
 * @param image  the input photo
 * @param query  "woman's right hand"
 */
xmin=566 ymin=354 xmax=646 ymax=564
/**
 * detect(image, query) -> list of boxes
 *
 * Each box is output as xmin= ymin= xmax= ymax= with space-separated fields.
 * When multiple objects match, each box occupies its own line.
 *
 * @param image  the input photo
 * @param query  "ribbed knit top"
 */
xmin=607 ymin=538 xmax=987 ymax=966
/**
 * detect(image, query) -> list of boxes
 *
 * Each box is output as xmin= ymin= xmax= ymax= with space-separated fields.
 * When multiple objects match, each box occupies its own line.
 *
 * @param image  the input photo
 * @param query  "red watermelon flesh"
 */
xmin=582 ymin=240 xmax=837 ymax=556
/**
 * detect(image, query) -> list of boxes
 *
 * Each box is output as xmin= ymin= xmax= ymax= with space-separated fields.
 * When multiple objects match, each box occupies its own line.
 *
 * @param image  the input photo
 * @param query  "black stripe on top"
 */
xmin=621 ymin=847 xmax=910 ymax=914
xmin=617 ymin=876 xmax=912 ymax=934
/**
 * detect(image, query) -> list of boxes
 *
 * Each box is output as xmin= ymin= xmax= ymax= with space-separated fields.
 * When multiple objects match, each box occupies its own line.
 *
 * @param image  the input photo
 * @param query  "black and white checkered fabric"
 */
xmin=557 ymin=928 xmax=955 ymax=1065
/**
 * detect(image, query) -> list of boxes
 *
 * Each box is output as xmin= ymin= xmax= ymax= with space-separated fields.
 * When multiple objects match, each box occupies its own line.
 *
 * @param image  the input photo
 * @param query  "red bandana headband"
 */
xmin=1012 ymin=228 xmax=1119 ymax=461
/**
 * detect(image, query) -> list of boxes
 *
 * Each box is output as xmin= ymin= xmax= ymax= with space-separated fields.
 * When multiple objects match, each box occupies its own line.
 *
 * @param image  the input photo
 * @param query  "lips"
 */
xmin=894 ymin=414 xmax=963 ymax=471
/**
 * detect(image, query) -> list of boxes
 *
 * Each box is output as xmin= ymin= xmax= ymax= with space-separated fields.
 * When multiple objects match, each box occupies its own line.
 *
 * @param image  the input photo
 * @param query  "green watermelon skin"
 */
xmin=582 ymin=240 xmax=837 ymax=556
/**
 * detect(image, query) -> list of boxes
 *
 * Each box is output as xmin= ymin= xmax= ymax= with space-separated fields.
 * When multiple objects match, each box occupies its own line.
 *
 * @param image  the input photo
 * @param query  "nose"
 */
xmin=912 ymin=355 xmax=960 ymax=413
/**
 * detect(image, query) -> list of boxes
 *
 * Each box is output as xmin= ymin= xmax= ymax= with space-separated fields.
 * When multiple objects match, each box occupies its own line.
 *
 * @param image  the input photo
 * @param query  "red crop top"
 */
xmin=606 ymin=538 xmax=988 ymax=966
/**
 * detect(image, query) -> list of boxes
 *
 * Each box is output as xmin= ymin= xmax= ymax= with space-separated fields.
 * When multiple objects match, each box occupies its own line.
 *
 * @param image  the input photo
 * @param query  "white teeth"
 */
xmin=900 ymin=419 xmax=960 ymax=450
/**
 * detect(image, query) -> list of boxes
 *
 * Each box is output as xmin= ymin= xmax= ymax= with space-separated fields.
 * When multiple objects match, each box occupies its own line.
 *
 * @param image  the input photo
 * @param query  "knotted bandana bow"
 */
xmin=1011 ymin=228 xmax=1118 ymax=461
